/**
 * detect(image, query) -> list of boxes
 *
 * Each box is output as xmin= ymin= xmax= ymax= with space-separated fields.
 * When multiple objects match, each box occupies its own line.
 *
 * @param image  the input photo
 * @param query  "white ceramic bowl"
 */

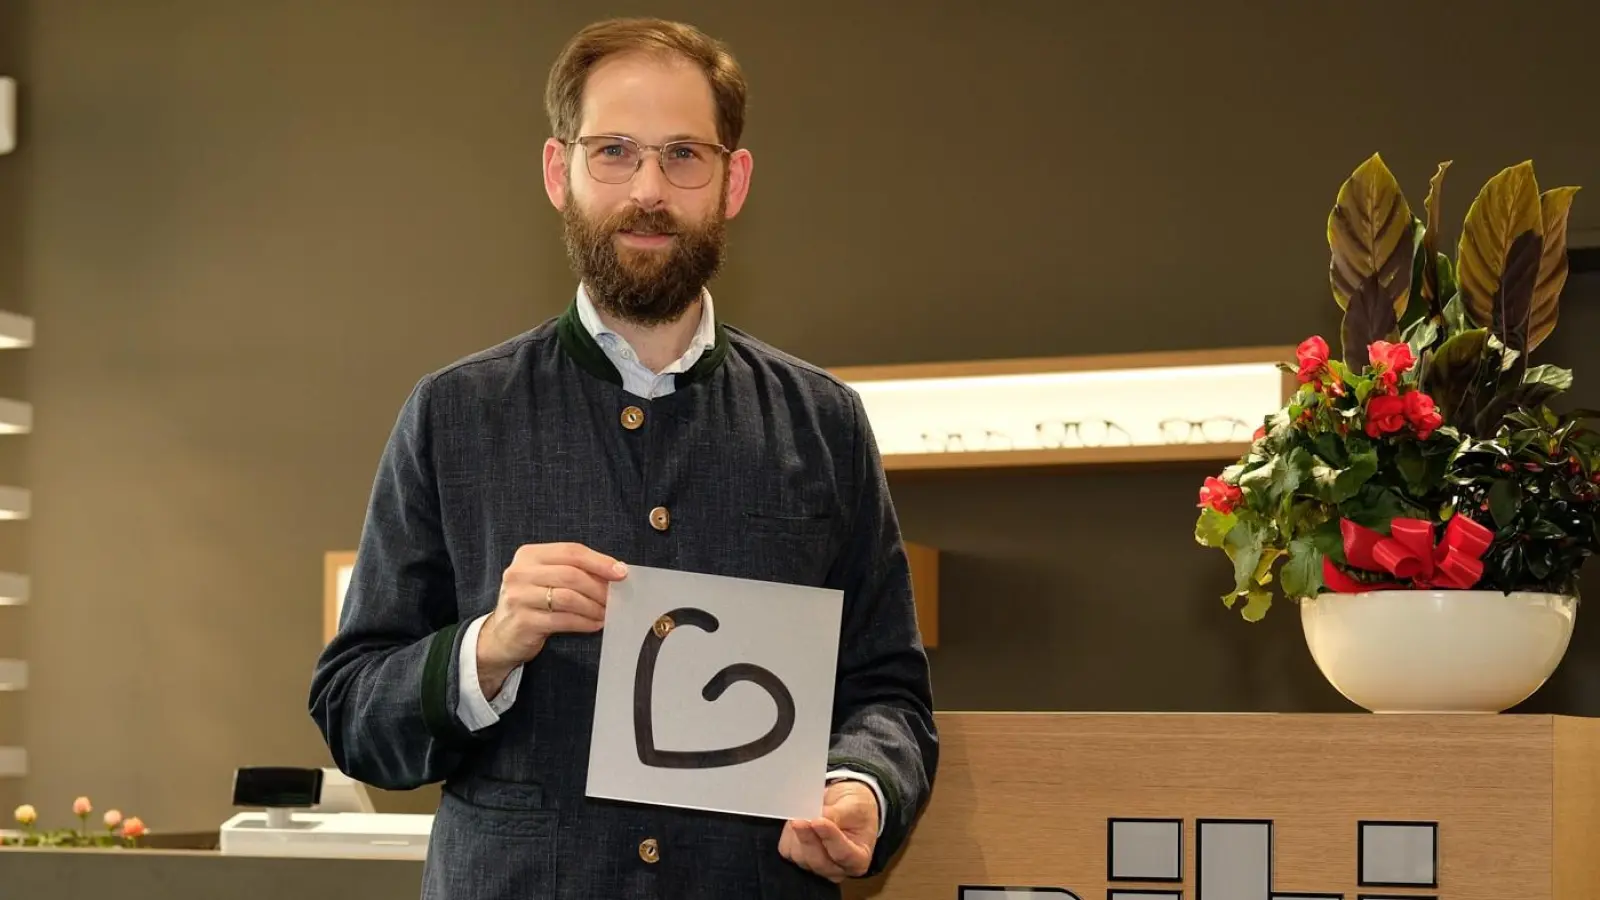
xmin=1299 ymin=590 xmax=1577 ymax=713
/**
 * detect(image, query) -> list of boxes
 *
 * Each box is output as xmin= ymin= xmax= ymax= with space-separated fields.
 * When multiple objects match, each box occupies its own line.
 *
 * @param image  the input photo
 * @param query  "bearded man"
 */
xmin=308 ymin=16 xmax=939 ymax=900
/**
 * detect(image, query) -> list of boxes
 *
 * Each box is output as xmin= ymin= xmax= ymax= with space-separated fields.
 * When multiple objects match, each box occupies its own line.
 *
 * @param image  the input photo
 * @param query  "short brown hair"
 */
xmin=545 ymin=18 xmax=748 ymax=148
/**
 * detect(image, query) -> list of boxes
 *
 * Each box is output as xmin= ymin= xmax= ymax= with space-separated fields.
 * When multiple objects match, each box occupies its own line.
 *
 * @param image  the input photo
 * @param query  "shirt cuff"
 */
xmin=825 ymin=768 xmax=886 ymax=837
xmin=457 ymin=613 xmax=523 ymax=731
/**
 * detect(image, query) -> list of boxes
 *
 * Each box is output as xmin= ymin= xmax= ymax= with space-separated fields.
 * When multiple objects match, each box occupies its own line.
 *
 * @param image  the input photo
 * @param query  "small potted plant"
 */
xmin=1194 ymin=153 xmax=1598 ymax=713
xmin=2 ymin=796 xmax=148 ymax=848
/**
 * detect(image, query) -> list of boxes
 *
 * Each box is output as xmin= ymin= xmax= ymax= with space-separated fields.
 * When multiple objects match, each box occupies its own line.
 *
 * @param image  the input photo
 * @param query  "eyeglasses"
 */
xmin=921 ymin=430 xmax=1014 ymax=453
xmin=1035 ymin=420 xmax=1132 ymax=448
xmin=1159 ymin=416 xmax=1249 ymax=444
xmin=567 ymin=134 xmax=730 ymax=190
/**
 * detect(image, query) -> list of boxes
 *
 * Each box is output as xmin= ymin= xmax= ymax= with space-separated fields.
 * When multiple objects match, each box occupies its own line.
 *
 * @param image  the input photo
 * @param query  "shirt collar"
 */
xmin=574 ymin=283 xmax=718 ymax=373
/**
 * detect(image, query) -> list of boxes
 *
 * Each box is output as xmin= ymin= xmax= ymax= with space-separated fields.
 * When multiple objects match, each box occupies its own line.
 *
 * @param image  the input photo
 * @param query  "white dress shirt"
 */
xmin=455 ymin=285 xmax=886 ymax=831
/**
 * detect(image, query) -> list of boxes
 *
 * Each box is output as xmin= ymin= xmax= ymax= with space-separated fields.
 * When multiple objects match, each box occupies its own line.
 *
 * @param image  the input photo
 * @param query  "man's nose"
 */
xmin=629 ymin=155 xmax=670 ymax=209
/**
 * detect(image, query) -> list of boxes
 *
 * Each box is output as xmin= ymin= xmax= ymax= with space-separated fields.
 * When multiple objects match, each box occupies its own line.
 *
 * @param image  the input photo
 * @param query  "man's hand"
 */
xmin=476 ymin=542 xmax=627 ymax=696
xmin=778 ymin=780 xmax=879 ymax=882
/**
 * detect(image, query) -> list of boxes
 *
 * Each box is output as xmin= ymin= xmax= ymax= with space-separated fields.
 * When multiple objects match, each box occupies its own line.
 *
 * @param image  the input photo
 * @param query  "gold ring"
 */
xmin=544 ymin=585 xmax=555 ymax=612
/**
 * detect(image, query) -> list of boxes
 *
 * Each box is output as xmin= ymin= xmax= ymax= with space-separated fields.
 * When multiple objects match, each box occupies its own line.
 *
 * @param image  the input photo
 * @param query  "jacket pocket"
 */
xmin=738 ymin=512 xmax=838 ymax=586
xmin=422 ymin=778 xmax=558 ymax=899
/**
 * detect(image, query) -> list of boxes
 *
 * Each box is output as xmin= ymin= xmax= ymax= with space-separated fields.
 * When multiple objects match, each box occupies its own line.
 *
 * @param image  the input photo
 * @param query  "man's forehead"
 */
xmin=579 ymin=53 xmax=718 ymax=141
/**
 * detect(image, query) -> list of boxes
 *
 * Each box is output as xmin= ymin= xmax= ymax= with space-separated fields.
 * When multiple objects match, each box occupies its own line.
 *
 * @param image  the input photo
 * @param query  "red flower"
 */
xmin=1365 ymin=393 xmax=1407 ymax=438
xmin=1296 ymin=336 xmax=1330 ymax=383
xmin=1368 ymin=340 xmax=1416 ymax=393
xmin=1402 ymin=390 xmax=1443 ymax=439
xmin=1252 ymin=424 xmax=1267 ymax=441
xmin=1198 ymin=476 xmax=1243 ymax=514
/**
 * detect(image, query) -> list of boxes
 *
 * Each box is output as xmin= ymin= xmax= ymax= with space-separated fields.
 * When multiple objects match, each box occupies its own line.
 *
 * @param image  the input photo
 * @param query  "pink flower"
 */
xmin=104 ymin=809 xmax=123 ymax=829
xmin=1198 ymin=476 xmax=1244 ymax=515
xmin=121 ymin=816 xmax=147 ymax=839
xmin=73 ymin=796 xmax=92 ymax=817
xmin=1296 ymin=336 xmax=1330 ymax=383
xmin=1368 ymin=340 xmax=1416 ymax=393
xmin=1403 ymin=390 xmax=1443 ymax=439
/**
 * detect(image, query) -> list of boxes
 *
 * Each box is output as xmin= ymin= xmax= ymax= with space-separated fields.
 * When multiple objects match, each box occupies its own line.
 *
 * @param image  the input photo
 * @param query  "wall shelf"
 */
xmin=831 ymin=346 xmax=1296 ymax=475
xmin=0 ymin=398 xmax=30 ymax=434
xmin=0 ymin=572 xmax=25 ymax=606
xmin=0 ymin=747 xmax=26 ymax=778
xmin=0 ymin=310 xmax=31 ymax=349
xmin=0 ymin=486 xmax=28 ymax=520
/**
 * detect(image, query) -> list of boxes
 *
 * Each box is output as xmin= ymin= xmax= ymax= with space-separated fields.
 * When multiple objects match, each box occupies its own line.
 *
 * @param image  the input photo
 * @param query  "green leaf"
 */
xmin=1488 ymin=479 xmax=1521 ymax=530
xmin=1240 ymin=589 xmax=1273 ymax=623
xmin=1343 ymin=484 xmax=1426 ymax=530
xmin=1328 ymin=153 xmax=1415 ymax=368
xmin=1441 ymin=290 xmax=1468 ymax=335
xmin=1529 ymin=186 xmax=1581 ymax=352
xmin=1524 ymin=363 xmax=1574 ymax=392
xmin=1424 ymin=327 xmax=1491 ymax=425
xmin=1311 ymin=517 xmax=1347 ymax=565
xmin=1396 ymin=441 xmax=1429 ymax=495
xmin=1225 ymin=522 xmax=1261 ymax=593
xmin=1310 ymin=445 xmax=1379 ymax=503
xmin=1458 ymin=160 xmax=1544 ymax=367
xmin=1195 ymin=507 xmax=1236 ymax=548
xmin=1402 ymin=315 xmax=1441 ymax=359
xmin=1280 ymin=537 xmax=1324 ymax=599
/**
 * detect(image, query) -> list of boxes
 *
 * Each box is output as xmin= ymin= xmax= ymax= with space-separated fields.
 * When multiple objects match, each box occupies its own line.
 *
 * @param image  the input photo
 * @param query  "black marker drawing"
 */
xmin=633 ymin=606 xmax=797 ymax=769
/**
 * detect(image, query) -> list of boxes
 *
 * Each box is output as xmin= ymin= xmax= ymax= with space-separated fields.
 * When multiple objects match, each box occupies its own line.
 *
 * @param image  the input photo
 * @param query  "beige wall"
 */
xmin=4 ymin=0 xmax=1600 ymax=833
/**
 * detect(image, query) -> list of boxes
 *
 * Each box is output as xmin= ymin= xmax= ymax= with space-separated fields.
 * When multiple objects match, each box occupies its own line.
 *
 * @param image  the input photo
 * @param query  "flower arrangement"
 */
xmin=1196 ymin=154 xmax=1598 ymax=621
xmin=3 ymin=796 xmax=148 ymax=848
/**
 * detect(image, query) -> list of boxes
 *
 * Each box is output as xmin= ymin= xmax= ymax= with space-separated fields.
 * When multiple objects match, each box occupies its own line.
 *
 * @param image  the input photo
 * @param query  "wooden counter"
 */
xmin=3 ymin=712 xmax=1596 ymax=900
xmin=848 ymin=711 xmax=1600 ymax=900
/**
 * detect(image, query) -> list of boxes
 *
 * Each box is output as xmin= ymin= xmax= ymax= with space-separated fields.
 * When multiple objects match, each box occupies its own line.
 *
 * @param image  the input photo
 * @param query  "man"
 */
xmin=308 ymin=16 xmax=938 ymax=900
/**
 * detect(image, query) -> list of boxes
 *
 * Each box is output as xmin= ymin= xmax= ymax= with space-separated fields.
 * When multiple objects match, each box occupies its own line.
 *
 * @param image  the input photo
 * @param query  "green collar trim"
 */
xmin=555 ymin=297 xmax=730 ymax=390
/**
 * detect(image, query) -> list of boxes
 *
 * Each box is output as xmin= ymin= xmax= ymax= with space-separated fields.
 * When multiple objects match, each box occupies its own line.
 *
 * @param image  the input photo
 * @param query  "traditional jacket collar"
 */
xmin=555 ymin=293 xmax=730 ymax=389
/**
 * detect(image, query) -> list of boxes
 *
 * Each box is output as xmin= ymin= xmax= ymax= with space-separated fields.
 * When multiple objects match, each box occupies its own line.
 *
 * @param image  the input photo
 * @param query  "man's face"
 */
xmin=544 ymin=53 xmax=753 ymax=327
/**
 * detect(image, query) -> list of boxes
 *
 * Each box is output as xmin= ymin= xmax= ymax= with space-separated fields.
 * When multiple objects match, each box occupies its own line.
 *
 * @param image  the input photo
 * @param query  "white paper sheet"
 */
xmin=585 ymin=564 xmax=844 ymax=821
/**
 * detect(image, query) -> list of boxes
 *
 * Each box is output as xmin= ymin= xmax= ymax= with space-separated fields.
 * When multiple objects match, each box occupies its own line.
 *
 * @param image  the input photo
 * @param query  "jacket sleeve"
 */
xmin=825 ymin=389 xmax=940 ymax=875
xmin=308 ymin=375 xmax=495 ymax=790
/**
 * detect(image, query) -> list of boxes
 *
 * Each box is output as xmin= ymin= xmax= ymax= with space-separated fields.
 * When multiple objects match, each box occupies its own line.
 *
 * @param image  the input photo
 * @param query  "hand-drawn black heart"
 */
xmin=633 ymin=606 xmax=797 ymax=769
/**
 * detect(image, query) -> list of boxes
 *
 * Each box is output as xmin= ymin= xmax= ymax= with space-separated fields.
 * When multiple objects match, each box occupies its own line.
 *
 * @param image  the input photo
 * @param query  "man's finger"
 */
xmin=523 ymin=565 xmax=610 ymax=604
xmin=788 ymin=822 xmax=847 ymax=881
xmin=808 ymin=816 xmax=865 ymax=870
xmin=546 ymin=543 xmax=629 ymax=581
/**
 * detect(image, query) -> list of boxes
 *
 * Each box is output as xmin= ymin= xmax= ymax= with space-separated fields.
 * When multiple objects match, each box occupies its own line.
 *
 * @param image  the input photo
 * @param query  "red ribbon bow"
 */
xmin=1320 ymin=515 xmax=1494 ymax=593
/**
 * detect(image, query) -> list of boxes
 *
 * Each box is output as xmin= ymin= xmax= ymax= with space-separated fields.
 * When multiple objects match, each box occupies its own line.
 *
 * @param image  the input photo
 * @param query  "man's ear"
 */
xmin=723 ymin=148 xmax=753 ymax=218
xmin=543 ymin=138 xmax=570 ymax=210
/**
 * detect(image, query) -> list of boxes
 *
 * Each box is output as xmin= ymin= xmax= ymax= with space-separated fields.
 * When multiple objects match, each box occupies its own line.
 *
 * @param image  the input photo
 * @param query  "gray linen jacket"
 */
xmin=308 ymin=301 xmax=939 ymax=899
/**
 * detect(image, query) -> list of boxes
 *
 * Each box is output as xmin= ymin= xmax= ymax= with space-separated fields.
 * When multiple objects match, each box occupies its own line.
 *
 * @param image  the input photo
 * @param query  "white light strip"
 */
xmin=0 ymin=659 xmax=25 ymax=691
xmin=0 ymin=76 xmax=13 ymax=155
xmin=845 ymin=362 xmax=1285 ymax=457
xmin=0 ymin=398 xmax=31 ymax=434
xmin=0 ymin=747 xmax=26 ymax=778
xmin=0 ymin=486 xmax=29 ymax=520
xmin=0 ymin=310 xmax=32 ymax=349
xmin=846 ymin=362 xmax=1281 ymax=395
xmin=0 ymin=571 xmax=27 ymax=605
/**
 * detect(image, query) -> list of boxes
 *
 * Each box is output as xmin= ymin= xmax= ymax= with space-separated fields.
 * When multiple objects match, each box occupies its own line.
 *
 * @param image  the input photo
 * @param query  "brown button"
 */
xmin=652 ymin=614 xmax=675 ymax=638
xmin=649 ymin=506 xmax=670 ymax=531
xmin=620 ymin=406 xmax=644 ymax=430
xmin=639 ymin=837 xmax=660 ymax=863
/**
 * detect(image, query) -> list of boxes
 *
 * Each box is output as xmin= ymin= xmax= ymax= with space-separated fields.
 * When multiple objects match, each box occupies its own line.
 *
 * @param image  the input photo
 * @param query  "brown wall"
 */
xmin=4 ymin=0 xmax=1600 ymax=832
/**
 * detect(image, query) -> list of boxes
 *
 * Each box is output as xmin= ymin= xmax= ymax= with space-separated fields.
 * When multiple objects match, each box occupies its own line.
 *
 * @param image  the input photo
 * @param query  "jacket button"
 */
xmin=649 ymin=506 xmax=670 ymax=531
xmin=620 ymin=406 xmax=644 ymax=430
xmin=639 ymin=837 xmax=660 ymax=863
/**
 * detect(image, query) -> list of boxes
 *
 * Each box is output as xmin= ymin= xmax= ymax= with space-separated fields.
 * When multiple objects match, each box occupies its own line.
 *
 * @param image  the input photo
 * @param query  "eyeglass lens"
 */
xmin=580 ymin=137 xmax=720 ymax=189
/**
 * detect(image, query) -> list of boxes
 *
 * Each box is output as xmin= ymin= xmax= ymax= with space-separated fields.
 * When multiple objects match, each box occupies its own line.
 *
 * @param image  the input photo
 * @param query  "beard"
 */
xmin=561 ymin=184 xmax=727 ymax=328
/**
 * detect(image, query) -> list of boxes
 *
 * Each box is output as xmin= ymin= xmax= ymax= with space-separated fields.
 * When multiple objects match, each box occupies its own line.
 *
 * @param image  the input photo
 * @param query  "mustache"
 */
xmin=607 ymin=208 xmax=680 ymax=236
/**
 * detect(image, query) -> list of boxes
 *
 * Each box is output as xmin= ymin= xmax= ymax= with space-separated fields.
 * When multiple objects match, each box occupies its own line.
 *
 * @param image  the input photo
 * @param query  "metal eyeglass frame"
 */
xmin=565 ymin=134 xmax=731 ymax=189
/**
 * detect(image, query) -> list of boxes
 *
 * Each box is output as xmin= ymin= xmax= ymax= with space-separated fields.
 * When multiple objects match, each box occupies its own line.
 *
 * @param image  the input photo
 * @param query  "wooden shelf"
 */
xmin=881 ymin=441 xmax=1255 ymax=475
xmin=831 ymin=345 xmax=1295 ymax=474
